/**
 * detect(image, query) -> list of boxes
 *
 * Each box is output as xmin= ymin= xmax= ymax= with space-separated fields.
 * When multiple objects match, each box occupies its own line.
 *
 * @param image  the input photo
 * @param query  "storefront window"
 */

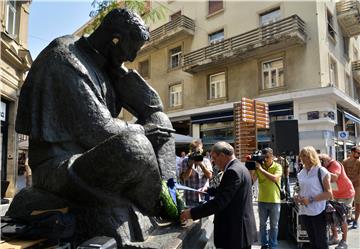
xmin=345 ymin=118 xmax=355 ymax=137
xmin=334 ymin=110 xmax=343 ymax=134
xmin=346 ymin=142 xmax=355 ymax=155
xmin=335 ymin=141 xmax=344 ymax=162
xmin=200 ymin=121 xmax=234 ymax=146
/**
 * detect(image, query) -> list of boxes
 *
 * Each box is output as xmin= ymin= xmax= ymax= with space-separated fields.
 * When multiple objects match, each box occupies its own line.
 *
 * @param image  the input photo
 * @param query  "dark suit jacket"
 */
xmin=191 ymin=159 xmax=256 ymax=249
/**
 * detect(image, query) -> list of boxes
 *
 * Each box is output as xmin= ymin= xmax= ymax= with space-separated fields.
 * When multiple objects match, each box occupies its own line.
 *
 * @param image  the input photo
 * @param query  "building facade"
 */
xmin=124 ymin=1 xmax=360 ymax=160
xmin=0 ymin=0 xmax=32 ymax=197
xmin=74 ymin=1 xmax=360 ymax=159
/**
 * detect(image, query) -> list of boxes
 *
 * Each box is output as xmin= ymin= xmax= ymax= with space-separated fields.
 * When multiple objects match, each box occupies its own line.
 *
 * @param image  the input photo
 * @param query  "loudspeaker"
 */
xmin=270 ymin=120 xmax=299 ymax=155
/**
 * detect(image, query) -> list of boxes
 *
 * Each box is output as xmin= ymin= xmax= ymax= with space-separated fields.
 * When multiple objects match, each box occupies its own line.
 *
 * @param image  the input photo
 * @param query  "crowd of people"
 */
xmin=293 ymin=146 xmax=359 ymax=249
xmin=177 ymin=140 xmax=360 ymax=249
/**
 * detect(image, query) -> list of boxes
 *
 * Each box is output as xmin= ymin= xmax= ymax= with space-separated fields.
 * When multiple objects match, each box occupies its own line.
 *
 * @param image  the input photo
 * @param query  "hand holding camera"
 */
xmin=245 ymin=150 xmax=265 ymax=171
xmin=188 ymin=152 xmax=204 ymax=162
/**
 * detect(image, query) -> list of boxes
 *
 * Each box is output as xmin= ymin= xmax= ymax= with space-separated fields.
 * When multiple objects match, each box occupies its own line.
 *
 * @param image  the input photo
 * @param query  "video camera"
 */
xmin=245 ymin=150 xmax=265 ymax=170
xmin=188 ymin=152 xmax=204 ymax=162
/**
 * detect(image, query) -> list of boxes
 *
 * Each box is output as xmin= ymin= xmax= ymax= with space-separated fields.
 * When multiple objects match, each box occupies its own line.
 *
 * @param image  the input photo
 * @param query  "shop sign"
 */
xmin=337 ymin=131 xmax=349 ymax=140
xmin=307 ymin=111 xmax=319 ymax=120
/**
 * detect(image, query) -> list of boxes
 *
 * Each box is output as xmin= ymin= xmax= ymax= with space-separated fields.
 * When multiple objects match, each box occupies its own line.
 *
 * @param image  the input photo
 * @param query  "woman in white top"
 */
xmin=294 ymin=146 xmax=332 ymax=249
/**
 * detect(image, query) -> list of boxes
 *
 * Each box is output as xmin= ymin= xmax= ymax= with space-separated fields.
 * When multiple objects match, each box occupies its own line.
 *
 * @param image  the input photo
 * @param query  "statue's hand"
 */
xmin=144 ymin=124 xmax=175 ymax=138
xmin=110 ymin=63 xmax=129 ymax=79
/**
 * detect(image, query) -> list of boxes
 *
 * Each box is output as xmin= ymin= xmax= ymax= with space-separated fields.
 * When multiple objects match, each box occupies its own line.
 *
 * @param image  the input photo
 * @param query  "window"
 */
xmin=260 ymin=7 xmax=280 ymax=26
xmin=169 ymin=46 xmax=182 ymax=69
xmin=208 ymin=0 xmax=223 ymax=15
xmin=345 ymin=74 xmax=352 ymax=97
xmin=327 ymin=9 xmax=336 ymax=41
xmin=209 ymin=72 xmax=226 ymax=99
xmin=200 ymin=121 xmax=234 ymax=144
xmin=329 ymin=58 xmax=337 ymax=86
xmin=6 ymin=0 xmax=18 ymax=37
xmin=209 ymin=29 xmax=224 ymax=44
xmin=343 ymin=37 xmax=349 ymax=58
xmin=170 ymin=11 xmax=181 ymax=21
xmin=169 ymin=84 xmax=182 ymax=107
xmin=139 ymin=60 xmax=149 ymax=78
xmin=354 ymin=84 xmax=360 ymax=103
xmin=354 ymin=47 xmax=359 ymax=61
xmin=262 ymin=58 xmax=284 ymax=89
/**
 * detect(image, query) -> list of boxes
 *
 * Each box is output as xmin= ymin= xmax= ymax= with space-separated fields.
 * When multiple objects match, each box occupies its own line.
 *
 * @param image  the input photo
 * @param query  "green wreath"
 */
xmin=159 ymin=180 xmax=185 ymax=222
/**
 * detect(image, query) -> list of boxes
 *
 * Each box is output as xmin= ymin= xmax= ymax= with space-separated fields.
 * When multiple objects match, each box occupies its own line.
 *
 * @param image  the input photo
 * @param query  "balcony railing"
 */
xmin=336 ymin=0 xmax=360 ymax=37
xmin=140 ymin=15 xmax=195 ymax=53
xmin=183 ymin=15 xmax=306 ymax=73
xmin=353 ymin=60 xmax=360 ymax=82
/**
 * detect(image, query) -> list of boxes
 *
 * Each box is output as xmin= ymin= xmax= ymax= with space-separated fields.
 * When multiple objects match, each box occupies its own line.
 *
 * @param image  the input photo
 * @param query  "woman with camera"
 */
xmin=180 ymin=140 xmax=213 ymax=207
xmin=294 ymin=146 xmax=332 ymax=249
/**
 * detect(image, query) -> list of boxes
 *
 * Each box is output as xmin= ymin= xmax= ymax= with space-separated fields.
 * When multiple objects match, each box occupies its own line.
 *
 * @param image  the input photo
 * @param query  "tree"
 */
xmin=84 ymin=0 xmax=165 ymax=34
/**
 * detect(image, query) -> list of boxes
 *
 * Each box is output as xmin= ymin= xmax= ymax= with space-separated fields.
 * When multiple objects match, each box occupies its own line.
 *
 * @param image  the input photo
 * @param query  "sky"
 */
xmin=28 ymin=0 xmax=94 ymax=59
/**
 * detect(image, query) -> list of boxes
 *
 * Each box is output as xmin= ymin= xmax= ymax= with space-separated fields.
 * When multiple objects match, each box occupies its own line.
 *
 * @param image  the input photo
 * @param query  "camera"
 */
xmin=245 ymin=150 xmax=265 ymax=170
xmin=188 ymin=152 xmax=204 ymax=162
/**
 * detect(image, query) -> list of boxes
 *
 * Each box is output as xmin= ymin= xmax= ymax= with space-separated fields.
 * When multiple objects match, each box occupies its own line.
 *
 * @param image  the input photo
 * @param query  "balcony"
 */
xmin=336 ymin=0 xmax=360 ymax=37
xmin=353 ymin=60 xmax=360 ymax=82
xmin=183 ymin=15 xmax=306 ymax=73
xmin=140 ymin=15 xmax=195 ymax=53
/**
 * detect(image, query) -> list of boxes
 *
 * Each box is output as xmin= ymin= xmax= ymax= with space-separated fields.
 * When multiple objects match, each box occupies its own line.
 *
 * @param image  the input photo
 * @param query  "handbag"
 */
xmin=275 ymin=182 xmax=287 ymax=200
xmin=317 ymin=168 xmax=349 ymax=226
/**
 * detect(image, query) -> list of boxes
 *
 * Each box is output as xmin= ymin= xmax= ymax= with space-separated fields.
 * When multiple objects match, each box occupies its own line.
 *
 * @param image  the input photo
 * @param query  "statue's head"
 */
xmin=96 ymin=8 xmax=150 ymax=64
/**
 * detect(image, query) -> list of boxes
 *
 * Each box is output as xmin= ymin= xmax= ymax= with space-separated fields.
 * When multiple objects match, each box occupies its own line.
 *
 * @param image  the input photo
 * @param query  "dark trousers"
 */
xmin=281 ymin=176 xmax=290 ymax=196
xmin=301 ymin=212 xmax=328 ymax=249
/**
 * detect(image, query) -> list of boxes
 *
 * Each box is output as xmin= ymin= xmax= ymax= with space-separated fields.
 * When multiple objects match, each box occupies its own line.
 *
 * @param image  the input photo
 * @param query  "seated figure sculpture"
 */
xmin=8 ymin=8 xmax=176 ymax=246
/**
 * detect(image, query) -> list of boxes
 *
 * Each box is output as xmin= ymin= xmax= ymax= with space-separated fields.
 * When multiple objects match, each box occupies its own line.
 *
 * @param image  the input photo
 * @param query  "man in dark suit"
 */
xmin=180 ymin=141 xmax=256 ymax=249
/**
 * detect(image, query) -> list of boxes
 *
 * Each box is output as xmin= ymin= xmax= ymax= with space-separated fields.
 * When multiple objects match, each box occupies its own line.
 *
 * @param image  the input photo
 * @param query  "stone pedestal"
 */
xmin=4 ymin=187 xmax=214 ymax=249
xmin=123 ymin=216 xmax=214 ymax=249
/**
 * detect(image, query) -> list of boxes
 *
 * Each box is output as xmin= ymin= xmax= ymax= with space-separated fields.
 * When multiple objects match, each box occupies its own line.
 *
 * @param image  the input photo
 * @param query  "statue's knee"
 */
xmin=111 ymin=132 xmax=155 ymax=155
xmin=108 ymin=132 xmax=158 ymax=171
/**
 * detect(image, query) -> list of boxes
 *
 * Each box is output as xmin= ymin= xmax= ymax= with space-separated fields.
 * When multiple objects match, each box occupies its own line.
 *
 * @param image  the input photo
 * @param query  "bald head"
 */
xmin=212 ymin=141 xmax=234 ymax=156
xmin=211 ymin=142 xmax=235 ymax=171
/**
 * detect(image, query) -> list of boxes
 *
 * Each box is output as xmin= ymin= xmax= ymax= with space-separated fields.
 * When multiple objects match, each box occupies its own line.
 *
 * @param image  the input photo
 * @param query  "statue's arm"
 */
xmin=111 ymin=68 xmax=163 ymax=118
xmin=109 ymin=66 xmax=176 ymax=179
xmin=59 ymin=67 xmax=144 ymax=148
xmin=110 ymin=68 xmax=174 ymax=132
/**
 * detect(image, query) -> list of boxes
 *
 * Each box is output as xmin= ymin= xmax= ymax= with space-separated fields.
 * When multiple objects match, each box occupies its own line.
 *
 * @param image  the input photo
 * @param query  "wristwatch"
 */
xmin=309 ymin=196 xmax=314 ymax=204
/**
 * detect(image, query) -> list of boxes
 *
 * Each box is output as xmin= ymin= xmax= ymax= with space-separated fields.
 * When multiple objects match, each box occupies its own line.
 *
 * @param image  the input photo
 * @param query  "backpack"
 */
xmin=1 ymin=210 xmax=75 ymax=240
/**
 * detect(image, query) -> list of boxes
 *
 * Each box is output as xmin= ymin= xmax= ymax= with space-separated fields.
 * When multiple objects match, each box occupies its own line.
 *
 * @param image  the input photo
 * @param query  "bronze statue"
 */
xmin=8 ymin=8 xmax=176 ymax=246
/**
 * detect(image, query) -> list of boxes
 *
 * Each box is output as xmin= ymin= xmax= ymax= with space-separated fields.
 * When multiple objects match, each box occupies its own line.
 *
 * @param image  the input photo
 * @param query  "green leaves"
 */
xmin=83 ymin=0 xmax=165 ymax=35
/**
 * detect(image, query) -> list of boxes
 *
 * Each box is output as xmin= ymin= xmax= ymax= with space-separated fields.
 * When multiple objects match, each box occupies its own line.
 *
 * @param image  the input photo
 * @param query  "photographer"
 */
xmin=180 ymin=140 xmax=213 ymax=207
xmin=251 ymin=147 xmax=282 ymax=249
